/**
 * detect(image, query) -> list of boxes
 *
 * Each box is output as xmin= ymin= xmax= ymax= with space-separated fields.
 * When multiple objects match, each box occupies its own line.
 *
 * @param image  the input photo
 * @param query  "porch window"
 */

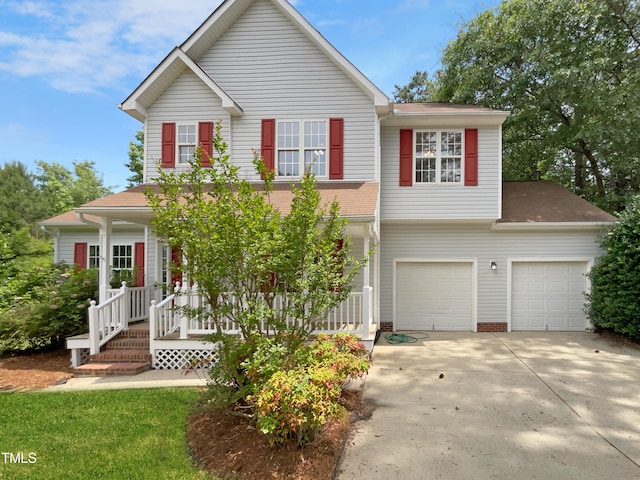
xmin=415 ymin=130 xmax=462 ymax=184
xmin=88 ymin=245 xmax=100 ymax=269
xmin=277 ymin=120 xmax=327 ymax=177
xmin=177 ymin=124 xmax=196 ymax=164
xmin=112 ymin=245 xmax=132 ymax=272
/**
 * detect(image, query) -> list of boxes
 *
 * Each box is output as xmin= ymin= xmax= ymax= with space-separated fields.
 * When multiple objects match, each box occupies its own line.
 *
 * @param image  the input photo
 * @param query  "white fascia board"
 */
xmin=178 ymin=50 xmax=243 ymax=116
xmin=492 ymin=221 xmax=615 ymax=231
xmin=119 ymin=48 xmax=243 ymax=121
xmin=382 ymin=112 xmax=510 ymax=128
xmin=381 ymin=218 xmax=497 ymax=225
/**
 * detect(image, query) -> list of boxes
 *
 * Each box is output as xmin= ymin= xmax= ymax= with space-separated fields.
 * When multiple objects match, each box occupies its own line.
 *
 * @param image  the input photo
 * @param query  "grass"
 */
xmin=0 ymin=388 xmax=212 ymax=480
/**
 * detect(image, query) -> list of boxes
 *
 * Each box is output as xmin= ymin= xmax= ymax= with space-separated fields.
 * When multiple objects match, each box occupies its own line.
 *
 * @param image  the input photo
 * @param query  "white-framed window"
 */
xmin=112 ymin=245 xmax=133 ymax=272
xmin=415 ymin=130 xmax=463 ymax=184
xmin=177 ymin=124 xmax=197 ymax=164
xmin=88 ymin=245 xmax=100 ymax=269
xmin=277 ymin=120 xmax=327 ymax=177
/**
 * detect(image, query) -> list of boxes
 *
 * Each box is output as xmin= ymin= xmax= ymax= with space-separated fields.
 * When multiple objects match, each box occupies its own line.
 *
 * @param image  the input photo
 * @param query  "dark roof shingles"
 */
xmin=500 ymin=181 xmax=616 ymax=223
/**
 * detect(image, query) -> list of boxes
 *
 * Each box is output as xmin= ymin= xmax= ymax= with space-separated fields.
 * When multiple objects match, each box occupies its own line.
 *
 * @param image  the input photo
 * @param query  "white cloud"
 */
xmin=0 ymin=0 xmax=224 ymax=94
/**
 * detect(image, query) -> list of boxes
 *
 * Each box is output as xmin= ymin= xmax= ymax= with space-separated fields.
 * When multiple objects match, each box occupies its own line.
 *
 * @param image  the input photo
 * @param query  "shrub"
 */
xmin=254 ymin=365 xmax=344 ymax=446
xmin=587 ymin=196 xmax=640 ymax=340
xmin=250 ymin=333 xmax=369 ymax=446
xmin=0 ymin=265 xmax=98 ymax=354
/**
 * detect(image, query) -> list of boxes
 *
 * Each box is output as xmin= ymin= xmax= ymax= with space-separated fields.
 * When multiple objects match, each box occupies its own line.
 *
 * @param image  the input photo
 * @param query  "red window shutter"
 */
xmin=198 ymin=122 xmax=213 ymax=167
xmin=73 ymin=243 xmax=88 ymax=270
xmin=399 ymin=129 xmax=413 ymax=186
xmin=171 ymin=247 xmax=182 ymax=286
xmin=161 ymin=122 xmax=176 ymax=168
xmin=134 ymin=242 xmax=145 ymax=287
xmin=464 ymin=128 xmax=478 ymax=186
xmin=329 ymin=118 xmax=344 ymax=179
xmin=261 ymin=119 xmax=276 ymax=178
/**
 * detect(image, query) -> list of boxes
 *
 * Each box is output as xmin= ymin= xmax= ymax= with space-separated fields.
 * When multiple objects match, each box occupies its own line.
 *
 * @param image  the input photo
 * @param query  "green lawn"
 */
xmin=0 ymin=388 xmax=212 ymax=480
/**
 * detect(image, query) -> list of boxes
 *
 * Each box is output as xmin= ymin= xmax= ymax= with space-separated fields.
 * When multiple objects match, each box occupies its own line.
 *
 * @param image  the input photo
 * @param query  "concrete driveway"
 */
xmin=337 ymin=332 xmax=640 ymax=479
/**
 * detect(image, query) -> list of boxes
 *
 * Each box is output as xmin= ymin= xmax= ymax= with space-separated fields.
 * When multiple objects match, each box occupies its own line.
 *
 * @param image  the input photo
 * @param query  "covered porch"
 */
xmin=68 ymin=277 xmax=376 ymax=370
xmin=65 ymin=181 xmax=380 ymax=370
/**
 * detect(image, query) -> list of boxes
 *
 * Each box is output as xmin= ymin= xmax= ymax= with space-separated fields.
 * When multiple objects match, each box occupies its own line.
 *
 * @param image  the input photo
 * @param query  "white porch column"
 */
xmin=361 ymin=225 xmax=372 ymax=340
xmin=98 ymin=217 xmax=112 ymax=303
xmin=363 ymin=226 xmax=370 ymax=289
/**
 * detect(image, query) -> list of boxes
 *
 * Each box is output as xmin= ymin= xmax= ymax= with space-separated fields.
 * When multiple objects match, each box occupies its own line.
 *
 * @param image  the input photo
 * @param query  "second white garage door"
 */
xmin=511 ymin=261 xmax=588 ymax=331
xmin=396 ymin=262 xmax=473 ymax=331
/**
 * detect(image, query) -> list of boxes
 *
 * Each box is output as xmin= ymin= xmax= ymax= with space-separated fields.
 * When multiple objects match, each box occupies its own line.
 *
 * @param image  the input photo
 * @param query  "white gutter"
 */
xmin=491 ymin=221 xmax=614 ymax=231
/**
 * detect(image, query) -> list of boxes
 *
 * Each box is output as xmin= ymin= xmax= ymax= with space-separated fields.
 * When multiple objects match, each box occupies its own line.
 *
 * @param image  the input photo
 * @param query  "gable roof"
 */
xmin=119 ymin=47 xmax=243 ymax=122
xmin=122 ymin=0 xmax=390 ymax=121
xmin=499 ymin=181 xmax=616 ymax=225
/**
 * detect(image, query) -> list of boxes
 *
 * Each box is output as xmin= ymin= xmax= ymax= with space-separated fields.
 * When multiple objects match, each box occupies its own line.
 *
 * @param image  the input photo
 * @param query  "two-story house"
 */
xmin=40 ymin=0 xmax=615 ymax=373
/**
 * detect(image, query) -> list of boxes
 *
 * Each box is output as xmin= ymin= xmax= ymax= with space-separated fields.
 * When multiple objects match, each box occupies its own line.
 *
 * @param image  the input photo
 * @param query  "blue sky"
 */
xmin=0 ymin=0 xmax=500 ymax=191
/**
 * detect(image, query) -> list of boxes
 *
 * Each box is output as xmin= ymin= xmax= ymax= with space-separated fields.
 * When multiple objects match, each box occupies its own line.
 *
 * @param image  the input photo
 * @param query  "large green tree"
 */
xmin=146 ymin=123 xmax=367 ymax=410
xmin=35 ymin=160 xmax=112 ymax=217
xmin=125 ymin=129 xmax=144 ymax=187
xmin=393 ymin=70 xmax=436 ymax=103
xmin=0 ymin=162 xmax=49 ymax=233
xmin=400 ymin=0 xmax=640 ymax=212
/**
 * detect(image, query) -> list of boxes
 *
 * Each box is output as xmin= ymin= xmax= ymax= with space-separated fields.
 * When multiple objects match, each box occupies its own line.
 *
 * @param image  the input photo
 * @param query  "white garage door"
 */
xmin=511 ymin=261 xmax=588 ymax=331
xmin=396 ymin=262 xmax=473 ymax=330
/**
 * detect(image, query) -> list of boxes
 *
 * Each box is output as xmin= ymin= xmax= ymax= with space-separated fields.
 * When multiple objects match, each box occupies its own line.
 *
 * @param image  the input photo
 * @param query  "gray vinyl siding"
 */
xmin=146 ymin=70 xmax=231 ymax=181
xmin=379 ymin=224 xmax=605 ymax=326
xmin=56 ymin=227 xmax=145 ymax=267
xmin=195 ymin=0 xmax=377 ymax=181
xmin=380 ymin=126 xmax=501 ymax=220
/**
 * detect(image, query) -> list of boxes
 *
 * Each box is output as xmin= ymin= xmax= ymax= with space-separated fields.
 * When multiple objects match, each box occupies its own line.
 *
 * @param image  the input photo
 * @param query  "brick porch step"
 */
xmin=73 ymin=361 xmax=151 ymax=377
xmin=90 ymin=349 xmax=151 ymax=363
xmin=72 ymin=329 xmax=152 ymax=377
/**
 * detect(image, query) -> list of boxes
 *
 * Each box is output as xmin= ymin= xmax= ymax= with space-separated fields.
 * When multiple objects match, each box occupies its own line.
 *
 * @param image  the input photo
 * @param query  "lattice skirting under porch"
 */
xmin=79 ymin=348 xmax=91 ymax=366
xmin=153 ymin=349 xmax=218 ymax=370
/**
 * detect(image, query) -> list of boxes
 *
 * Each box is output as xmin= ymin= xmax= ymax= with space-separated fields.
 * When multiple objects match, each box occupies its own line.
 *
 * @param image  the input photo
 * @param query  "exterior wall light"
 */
xmin=490 ymin=261 xmax=498 ymax=271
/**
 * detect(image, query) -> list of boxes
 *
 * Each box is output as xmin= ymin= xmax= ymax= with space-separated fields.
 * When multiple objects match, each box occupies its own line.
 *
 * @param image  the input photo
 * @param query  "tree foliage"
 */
xmin=587 ymin=196 xmax=640 ymax=340
xmin=396 ymin=0 xmax=640 ymax=212
xmin=125 ymin=129 xmax=144 ymax=187
xmin=35 ymin=160 xmax=112 ymax=217
xmin=0 ymin=265 xmax=98 ymax=354
xmin=393 ymin=70 xmax=436 ymax=103
xmin=147 ymin=123 xmax=369 ymax=440
xmin=0 ymin=162 xmax=49 ymax=233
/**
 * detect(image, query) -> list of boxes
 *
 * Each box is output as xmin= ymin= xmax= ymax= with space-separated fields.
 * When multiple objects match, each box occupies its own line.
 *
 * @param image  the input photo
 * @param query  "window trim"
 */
xmin=88 ymin=244 xmax=100 ymax=269
xmin=176 ymin=122 xmax=197 ymax=164
xmin=275 ymin=119 xmax=329 ymax=179
xmin=111 ymin=244 xmax=134 ymax=272
xmin=413 ymin=129 xmax=465 ymax=185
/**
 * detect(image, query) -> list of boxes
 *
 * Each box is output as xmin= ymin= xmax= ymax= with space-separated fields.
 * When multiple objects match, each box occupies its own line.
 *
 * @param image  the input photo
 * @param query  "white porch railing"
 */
xmin=88 ymin=283 xmax=155 ymax=354
xmin=148 ymin=283 xmax=373 ymax=341
xmin=149 ymin=293 xmax=180 ymax=340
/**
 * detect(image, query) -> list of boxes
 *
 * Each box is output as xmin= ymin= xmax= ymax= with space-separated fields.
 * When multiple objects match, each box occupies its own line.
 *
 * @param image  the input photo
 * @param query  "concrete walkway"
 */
xmin=337 ymin=332 xmax=640 ymax=480
xmin=46 ymin=368 xmax=207 ymax=391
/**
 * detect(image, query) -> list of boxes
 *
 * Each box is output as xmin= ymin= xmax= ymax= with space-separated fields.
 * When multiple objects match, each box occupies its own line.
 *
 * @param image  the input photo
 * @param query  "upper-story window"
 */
xmin=177 ymin=124 xmax=197 ymax=164
xmin=277 ymin=120 xmax=327 ymax=177
xmin=161 ymin=122 xmax=214 ymax=168
xmin=415 ymin=130 xmax=462 ymax=184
